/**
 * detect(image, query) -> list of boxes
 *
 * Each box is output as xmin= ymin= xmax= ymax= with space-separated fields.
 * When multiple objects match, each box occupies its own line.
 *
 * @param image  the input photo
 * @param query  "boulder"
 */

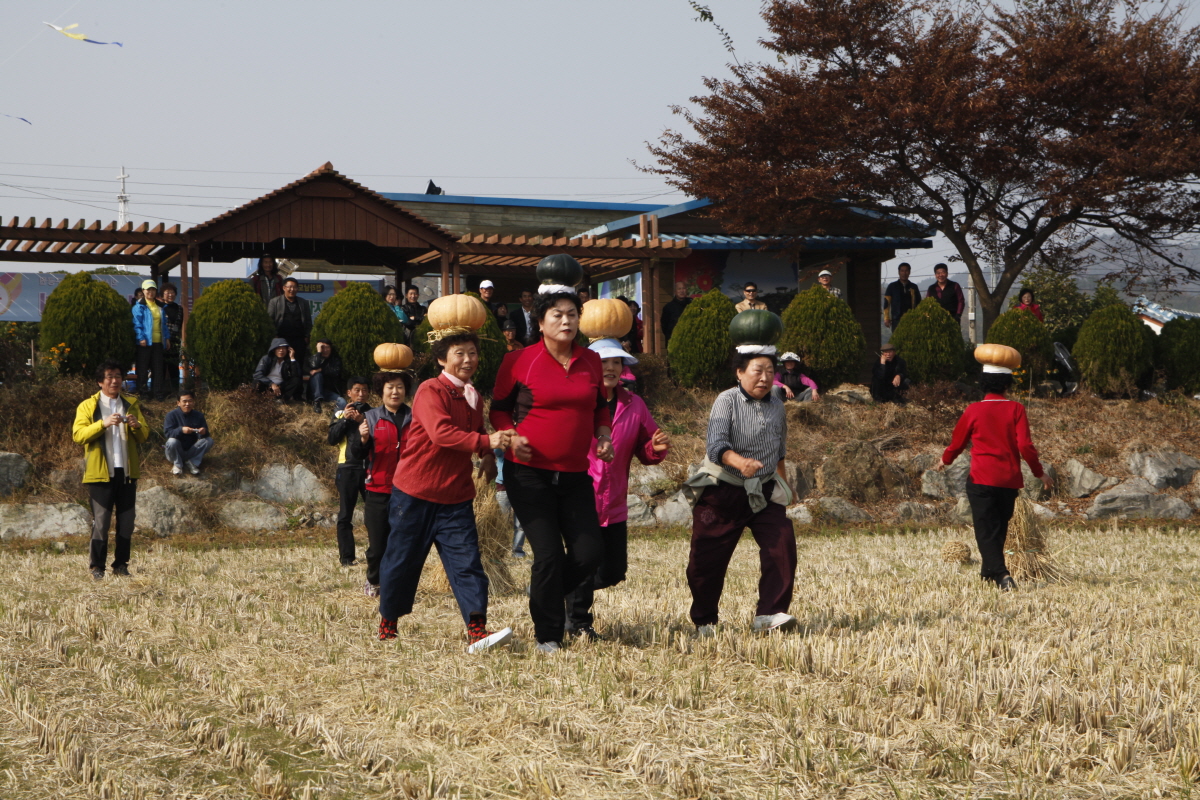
xmin=135 ymin=486 xmax=195 ymax=536
xmin=218 ymin=499 xmax=287 ymax=531
xmin=629 ymin=464 xmax=672 ymax=497
xmin=907 ymin=453 xmax=940 ymax=480
xmin=815 ymin=497 xmax=872 ymax=523
xmin=1030 ymin=502 xmax=1057 ymax=519
xmin=896 ymin=501 xmax=936 ymax=522
xmin=352 ymin=506 xmax=364 ymax=527
xmin=167 ymin=476 xmax=220 ymax=499
xmin=816 ymin=441 xmax=906 ymax=503
xmin=626 ymin=495 xmax=656 ymax=527
xmin=954 ymin=497 xmax=973 ymax=522
xmin=1126 ymin=450 xmax=1200 ymax=490
xmin=250 ymin=464 xmax=331 ymax=504
xmin=782 ymin=460 xmax=815 ymax=501
xmin=0 ymin=502 xmax=90 ymax=540
xmin=1020 ymin=461 xmax=1058 ymax=501
xmin=921 ymin=453 xmax=970 ymax=499
xmin=0 ymin=452 xmax=32 ymax=496
xmin=654 ymin=491 xmax=692 ymax=527
xmin=786 ymin=504 xmax=813 ymax=525
xmin=1063 ymin=459 xmax=1114 ymax=499
xmin=49 ymin=468 xmax=82 ymax=491
xmin=1085 ymin=478 xmax=1193 ymax=521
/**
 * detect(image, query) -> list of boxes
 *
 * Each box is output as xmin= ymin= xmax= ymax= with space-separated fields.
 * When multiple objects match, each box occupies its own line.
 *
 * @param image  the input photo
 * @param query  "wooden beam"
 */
xmin=178 ymin=246 xmax=190 ymax=325
xmin=0 ymin=224 xmax=185 ymax=245
xmin=190 ymin=246 xmax=200 ymax=313
xmin=440 ymin=251 xmax=451 ymax=296
xmin=452 ymin=253 xmax=461 ymax=293
xmin=641 ymin=259 xmax=653 ymax=354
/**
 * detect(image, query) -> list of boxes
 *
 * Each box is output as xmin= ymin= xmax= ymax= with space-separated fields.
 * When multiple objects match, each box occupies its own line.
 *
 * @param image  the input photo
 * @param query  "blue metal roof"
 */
xmin=380 ymin=192 xmax=668 ymax=213
xmin=656 ymin=233 xmax=933 ymax=251
xmin=578 ymin=198 xmax=713 ymax=237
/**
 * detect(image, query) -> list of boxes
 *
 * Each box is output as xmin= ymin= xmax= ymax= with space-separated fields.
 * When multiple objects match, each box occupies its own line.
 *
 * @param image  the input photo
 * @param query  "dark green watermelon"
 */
xmin=536 ymin=254 xmax=585 ymax=289
xmin=729 ymin=309 xmax=783 ymax=347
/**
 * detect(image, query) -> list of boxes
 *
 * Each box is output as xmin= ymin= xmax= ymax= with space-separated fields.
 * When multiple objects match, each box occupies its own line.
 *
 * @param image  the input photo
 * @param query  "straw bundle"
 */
xmin=941 ymin=541 xmax=972 ymax=564
xmin=1005 ymin=496 xmax=1063 ymax=581
xmin=417 ymin=470 xmax=517 ymax=596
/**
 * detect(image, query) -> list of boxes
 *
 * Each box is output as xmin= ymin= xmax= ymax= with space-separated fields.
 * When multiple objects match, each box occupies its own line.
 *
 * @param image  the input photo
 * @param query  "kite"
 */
xmin=2 ymin=113 xmax=31 ymax=125
xmin=43 ymin=23 xmax=123 ymax=47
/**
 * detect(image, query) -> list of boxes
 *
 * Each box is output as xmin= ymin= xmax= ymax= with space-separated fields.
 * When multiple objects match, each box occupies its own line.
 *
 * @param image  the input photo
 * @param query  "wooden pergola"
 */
xmin=0 ymin=163 xmax=691 ymax=353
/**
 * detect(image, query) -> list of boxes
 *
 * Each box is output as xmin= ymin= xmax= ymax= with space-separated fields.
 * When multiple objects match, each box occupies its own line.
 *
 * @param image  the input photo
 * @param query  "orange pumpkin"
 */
xmin=974 ymin=343 xmax=1021 ymax=370
xmin=426 ymin=293 xmax=487 ymax=331
xmin=579 ymin=297 xmax=633 ymax=339
xmin=373 ymin=342 xmax=413 ymax=371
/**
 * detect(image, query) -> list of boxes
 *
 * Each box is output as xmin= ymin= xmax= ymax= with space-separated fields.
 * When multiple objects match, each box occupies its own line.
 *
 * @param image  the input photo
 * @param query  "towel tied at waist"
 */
xmin=682 ymin=458 xmax=793 ymax=514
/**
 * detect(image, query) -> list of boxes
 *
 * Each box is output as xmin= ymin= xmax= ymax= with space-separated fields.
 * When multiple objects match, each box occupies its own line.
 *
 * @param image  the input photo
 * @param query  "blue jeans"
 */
xmin=378 ymin=488 xmax=489 ymax=624
xmin=163 ymin=437 xmax=213 ymax=469
xmin=309 ymin=371 xmax=345 ymax=409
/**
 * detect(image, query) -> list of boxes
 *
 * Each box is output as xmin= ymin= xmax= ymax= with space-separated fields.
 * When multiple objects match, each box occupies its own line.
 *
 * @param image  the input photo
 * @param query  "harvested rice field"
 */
xmin=2 ymin=524 xmax=1199 ymax=799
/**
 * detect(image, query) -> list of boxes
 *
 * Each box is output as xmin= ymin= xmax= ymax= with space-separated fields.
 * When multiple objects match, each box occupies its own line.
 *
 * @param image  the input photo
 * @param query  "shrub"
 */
xmin=889 ymin=298 xmax=965 ymax=384
xmin=406 ymin=294 xmax=505 ymax=394
xmin=667 ymin=288 xmax=737 ymax=388
xmin=1073 ymin=304 xmax=1153 ymax=396
xmin=1155 ymin=319 xmax=1200 ymax=392
xmin=39 ymin=273 xmax=135 ymax=375
xmin=310 ymin=282 xmax=405 ymax=382
xmin=778 ymin=285 xmax=866 ymax=389
xmin=985 ymin=309 xmax=1054 ymax=379
xmin=187 ymin=280 xmax=275 ymax=391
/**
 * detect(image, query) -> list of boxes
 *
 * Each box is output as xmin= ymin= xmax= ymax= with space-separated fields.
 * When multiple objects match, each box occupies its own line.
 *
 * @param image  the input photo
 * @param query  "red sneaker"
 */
xmin=378 ymin=617 xmax=397 ymax=640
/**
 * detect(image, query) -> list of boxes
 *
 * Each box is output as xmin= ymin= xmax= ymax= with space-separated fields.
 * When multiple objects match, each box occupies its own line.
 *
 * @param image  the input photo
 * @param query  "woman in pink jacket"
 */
xmin=564 ymin=337 xmax=669 ymax=641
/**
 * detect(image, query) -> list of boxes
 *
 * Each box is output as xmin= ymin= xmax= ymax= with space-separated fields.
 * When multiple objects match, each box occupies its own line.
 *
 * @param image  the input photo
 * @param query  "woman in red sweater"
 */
xmin=940 ymin=365 xmax=1053 ymax=590
xmin=1014 ymin=288 xmax=1045 ymax=322
xmin=491 ymin=289 xmax=614 ymax=654
xmin=377 ymin=331 xmax=515 ymax=653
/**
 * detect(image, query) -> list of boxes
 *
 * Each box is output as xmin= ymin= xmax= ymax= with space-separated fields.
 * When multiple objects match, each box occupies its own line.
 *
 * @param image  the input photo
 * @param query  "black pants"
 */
xmin=565 ymin=521 xmax=628 ymax=630
xmin=504 ymin=461 xmax=603 ymax=644
xmin=363 ymin=490 xmax=392 ymax=586
xmin=162 ymin=349 xmax=180 ymax=396
xmin=334 ymin=467 xmax=365 ymax=564
xmin=966 ymin=480 xmax=1018 ymax=581
xmin=136 ymin=344 xmax=165 ymax=399
xmin=88 ymin=469 xmax=136 ymax=571
xmin=255 ymin=377 xmax=304 ymax=402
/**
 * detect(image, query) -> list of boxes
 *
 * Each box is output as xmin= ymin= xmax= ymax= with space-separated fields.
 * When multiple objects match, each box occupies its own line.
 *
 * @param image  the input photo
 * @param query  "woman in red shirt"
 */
xmin=1014 ymin=288 xmax=1045 ymax=322
xmin=491 ymin=289 xmax=615 ymax=654
xmin=940 ymin=365 xmax=1053 ymax=590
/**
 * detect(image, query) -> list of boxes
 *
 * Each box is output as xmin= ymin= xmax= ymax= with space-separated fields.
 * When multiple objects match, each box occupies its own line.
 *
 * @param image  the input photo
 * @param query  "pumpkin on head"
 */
xmin=536 ymin=254 xmax=585 ymax=296
xmin=426 ymin=294 xmax=487 ymax=336
xmin=729 ymin=309 xmax=784 ymax=356
xmin=579 ymin=297 xmax=633 ymax=340
xmin=974 ymin=343 xmax=1021 ymax=374
xmin=373 ymin=342 xmax=413 ymax=372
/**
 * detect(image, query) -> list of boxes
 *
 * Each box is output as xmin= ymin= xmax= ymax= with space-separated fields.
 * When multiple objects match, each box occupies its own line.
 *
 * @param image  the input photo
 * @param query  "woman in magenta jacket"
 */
xmin=564 ymin=338 xmax=669 ymax=640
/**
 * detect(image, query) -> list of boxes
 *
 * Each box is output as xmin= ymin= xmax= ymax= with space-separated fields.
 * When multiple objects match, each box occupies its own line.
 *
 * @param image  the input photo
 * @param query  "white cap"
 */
xmin=588 ymin=337 xmax=637 ymax=365
xmin=982 ymin=364 xmax=1014 ymax=374
xmin=479 ymin=280 xmax=494 ymax=289
xmin=818 ymin=269 xmax=833 ymax=277
xmin=779 ymin=351 xmax=801 ymax=363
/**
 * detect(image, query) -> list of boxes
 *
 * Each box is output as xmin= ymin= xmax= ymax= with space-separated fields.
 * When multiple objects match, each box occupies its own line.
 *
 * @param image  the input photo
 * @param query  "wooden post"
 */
xmin=190 ymin=246 xmax=200 ymax=312
xmin=639 ymin=214 xmax=648 ymax=241
xmin=641 ymin=258 xmax=653 ymax=354
xmin=178 ymin=247 xmax=190 ymax=323
xmin=452 ymin=253 xmax=461 ymax=293
xmin=650 ymin=257 xmax=662 ymax=355
xmin=440 ymin=251 xmax=451 ymax=296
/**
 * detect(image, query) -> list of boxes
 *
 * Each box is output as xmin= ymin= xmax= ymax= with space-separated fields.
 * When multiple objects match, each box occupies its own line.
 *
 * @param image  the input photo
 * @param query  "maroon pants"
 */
xmin=685 ymin=481 xmax=797 ymax=626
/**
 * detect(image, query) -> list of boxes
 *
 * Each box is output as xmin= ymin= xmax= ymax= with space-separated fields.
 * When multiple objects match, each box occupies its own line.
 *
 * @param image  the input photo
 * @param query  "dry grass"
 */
xmin=2 ymin=524 xmax=1200 ymax=798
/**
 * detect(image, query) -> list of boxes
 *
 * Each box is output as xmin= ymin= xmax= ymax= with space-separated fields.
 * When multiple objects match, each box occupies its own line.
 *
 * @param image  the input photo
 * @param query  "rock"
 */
xmin=826 ymin=384 xmax=873 ymax=404
xmin=954 ymin=497 xmax=973 ymax=521
xmin=218 ymin=499 xmax=287 ymax=531
xmin=782 ymin=460 xmax=815 ymax=501
xmin=896 ymin=501 xmax=936 ymax=522
xmin=1126 ymin=450 xmax=1200 ymax=490
xmin=168 ymin=477 xmax=220 ymax=499
xmin=49 ymin=468 xmax=82 ymax=491
xmin=626 ymin=495 xmax=655 ymax=527
xmin=816 ymin=441 xmax=907 ymax=503
xmin=1021 ymin=461 xmax=1057 ymax=501
xmin=250 ymin=464 xmax=331 ymax=504
xmin=0 ymin=502 xmax=90 ymax=540
xmin=786 ymin=504 xmax=813 ymax=525
xmin=815 ymin=497 xmax=872 ymax=523
xmin=135 ymin=486 xmax=194 ymax=536
xmin=921 ymin=453 xmax=970 ymax=499
xmin=1085 ymin=478 xmax=1193 ymax=520
xmin=1063 ymin=458 xmax=1111 ymax=499
xmin=654 ymin=491 xmax=692 ymax=527
xmin=1030 ymin=502 xmax=1057 ymax=519
xmin=908 ymin=454 xmax=939 ymax=480
xmin=352 ymin=506 xmax=364 ymax=527
xmin=0 ymin=452 xmax=32 ymax=496
xmin=629 ymin=464 xmax=672 ymax=496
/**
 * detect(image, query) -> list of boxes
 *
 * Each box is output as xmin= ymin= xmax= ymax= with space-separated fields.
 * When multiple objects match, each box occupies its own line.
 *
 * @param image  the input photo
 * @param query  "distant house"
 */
xmin=1133 ymin=296 xmax=1200 ymax=334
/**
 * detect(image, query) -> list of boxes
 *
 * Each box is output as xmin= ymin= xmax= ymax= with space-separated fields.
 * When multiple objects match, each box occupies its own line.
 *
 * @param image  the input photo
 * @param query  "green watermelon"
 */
xmin=536 ymin=254 xmax=585 ymax=289
xmin=729 ymin=309 xmax=783 ymax=347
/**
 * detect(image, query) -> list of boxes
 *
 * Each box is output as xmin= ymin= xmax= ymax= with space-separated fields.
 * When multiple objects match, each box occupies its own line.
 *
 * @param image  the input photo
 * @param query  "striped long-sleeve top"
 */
xmin=706 ymin=387 xmax=788 ymax=480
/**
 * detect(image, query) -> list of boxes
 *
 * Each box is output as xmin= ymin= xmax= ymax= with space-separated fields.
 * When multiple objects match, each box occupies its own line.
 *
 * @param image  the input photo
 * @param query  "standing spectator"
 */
xmin=883 ymin=262 xmax=921 ymax=330
xmin=511 ymin=289 xmax=538 ymax=345
xmin=578 ymin=287 xmax=592 ymax=304
xmin=870 ymin=343 xmax=910 ymax=404
xmin=661 ymin=281 xmax=692 ymax=345
xmin=129 ymin=287 xmax=143 ymax=306
xmin=267 ymin=277 xmax=313 ymax=369
xmin=817 ymin=269 xmax=842 ymax=298
xmin=307 ymin=339 xmax=345 ymax=414
xmin=132 ymin=279 xmax=170 ymax=401
xmin=927 ymin=263 xmax=965 ymax=323
xmin=491 ymin=288 xmax=614 ymax=653
xmin=382 ymin=285 xmax=412 ymax=327
xmin=735 ymin=282 xmax=767 ymax=312
xmin=501 ymin=319 xmax=524 ymax=352
xmin=494 ymin=447 xmax=526 ymax=557
xmin=159 ymin=283 xmax=184 ymax=398
xmin=401 ymin=286 xmax=426 ymax=344
xmin=163 ymin=392 xmax=213 ymax=475
xmin=774 ymin=352 xmax=819 ymax=401
xmin=620 ymin=300 xmax=644 ymax=354
xmin=253 ymin=338 xmax=304 ymax=402
xmin=351 ymin=371 xmax=413 ymax=597
xmin=479 ymin=280 xmax=508 ymax=322
xmin=328 ymin=378 xmax=372 ymax=567
xmin=249 ymin=256 xmax=284 ymax=304
xmin=72 ymin=359 xmax=149 ymax=580
xmin=1014 ymin=288 xmax=1044 ymax=322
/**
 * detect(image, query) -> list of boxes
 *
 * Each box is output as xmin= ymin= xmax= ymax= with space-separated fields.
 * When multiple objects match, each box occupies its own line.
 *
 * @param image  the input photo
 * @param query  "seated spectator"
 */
xmin=307 ymin=339 xmax=345 ymax=414
xmin=871 ymin=343 xmax=910 ymax=404
xmin=1014 ymin=288 xmax=1044 ymax=322
xmin=502 ymin=318 xmax=524 ymax=352
xmin=774 ymin=352 xmax=819 ymax=401
xmin=163 ymin=392 xmax=213 ymax=476
xmin=253 ymin=338 xmax=304 ymax=402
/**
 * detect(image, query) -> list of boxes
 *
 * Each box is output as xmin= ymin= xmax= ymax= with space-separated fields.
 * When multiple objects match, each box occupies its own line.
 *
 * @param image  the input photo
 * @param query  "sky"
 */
xmin=3 ymin=0 xmax=1198 ymax=286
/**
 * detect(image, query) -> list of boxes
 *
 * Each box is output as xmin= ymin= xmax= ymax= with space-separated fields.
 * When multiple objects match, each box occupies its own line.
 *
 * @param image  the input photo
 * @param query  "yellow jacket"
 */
xmin=72 ymin=391 xmax=149 ymax=483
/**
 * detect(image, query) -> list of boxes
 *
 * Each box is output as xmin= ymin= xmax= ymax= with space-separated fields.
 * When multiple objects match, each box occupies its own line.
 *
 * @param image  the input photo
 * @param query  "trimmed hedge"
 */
xmin=1157 ymin=318 xmax=1200 ymax=393
xmin=39 ymin=273 xmax=136 ymax=375
xmin=889 ymin=298 xmax=964 ymax=384
xmin=187 ymin=280 xmax=275 ymax=391
xmin=1073 ymin=304 xmax=1152 ymax=396
xmin=667 ymin=288 xmax=737 ymax=388
xmin=985 ymin=309 xmax=1054 ymax=379
xmin=778 ymin=285 xmax=865 ymax=389
xmin=310 ymin=282 xmax=405 ymax=381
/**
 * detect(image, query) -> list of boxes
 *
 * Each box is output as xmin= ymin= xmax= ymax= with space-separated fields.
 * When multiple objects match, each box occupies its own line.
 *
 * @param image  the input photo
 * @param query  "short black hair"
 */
xmin=431 ymin=332 xmax=480 ymax=363
xmin=743 ymin=282 xmax=758 ymax=291
xmin=347 ymin=375 xmax=370 ymax=389
xmin=282 ymin=277 xmax=299 ymax=287
xmin=1019 ymin=287 xmax=1036 ymax=303
xmin=160 ymin=282 xmax=178 ymax=294
xmin=406 ymin=286 xmax=419 ymax=295
xmin=934 ymin=263 xmax=949 ymax=273
xmin=95 ymin=358 xmax=126 ymax=383
xmin=382 ymin=285 xmax=397 ymax=299
xmin=178 ymin=390 xmax=195 ymax=400
xmin=372 ymin=370 xmax=413 ymax=397
xmin=534 ymin=291 xmax=582 ymax=322
xmin=732 ymin=351 xmax=776 ymax=374
xmin=897 ymin=262 xmax=911 ymax=270
xmin=979 ymin=373 xmax=1014 ymax=394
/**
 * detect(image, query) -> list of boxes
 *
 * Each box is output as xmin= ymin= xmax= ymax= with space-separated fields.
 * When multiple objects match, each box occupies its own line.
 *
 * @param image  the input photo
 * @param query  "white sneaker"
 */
xmin=535 ymin=641 xmax=561 ymax=655
xmin=752 ymin=613 xmax=799 ymax=633
xmin=171 ymin=465 xmax=183 ymax=476
xmin=187 ymin=463 xmax=200 ymax=475
xmin=696 ymin=624 xmax=718 ymax=638
xmin=468 ymin=627 xmax=513 ymax=654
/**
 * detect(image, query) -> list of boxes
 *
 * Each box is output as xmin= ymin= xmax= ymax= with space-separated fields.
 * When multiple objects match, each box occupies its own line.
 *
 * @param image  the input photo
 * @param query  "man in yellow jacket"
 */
xmin=72 ymin=359 xmax=149 ymax=580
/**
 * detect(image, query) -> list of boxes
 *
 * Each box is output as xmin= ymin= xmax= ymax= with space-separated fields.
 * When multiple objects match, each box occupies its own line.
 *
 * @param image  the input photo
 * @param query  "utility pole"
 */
xmin=967 ymin=274 xmax=977 ymax=343
xmin=116 ymin=166 xmax=129 ymax=226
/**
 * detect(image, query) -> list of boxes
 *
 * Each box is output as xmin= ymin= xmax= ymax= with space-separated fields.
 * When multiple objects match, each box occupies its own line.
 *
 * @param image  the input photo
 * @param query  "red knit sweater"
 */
xmin=942 ymin=395 xmax=1044 ymax=489
xmin=394 ymin=375 xmax=491 ymax=504
xmin=490 ymin=340 xmax=611 ymax=473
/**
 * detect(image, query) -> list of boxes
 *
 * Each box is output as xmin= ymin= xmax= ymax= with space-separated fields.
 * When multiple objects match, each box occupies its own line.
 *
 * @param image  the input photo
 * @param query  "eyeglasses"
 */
xmin=744 ymin=289 xmax=758 ymax=294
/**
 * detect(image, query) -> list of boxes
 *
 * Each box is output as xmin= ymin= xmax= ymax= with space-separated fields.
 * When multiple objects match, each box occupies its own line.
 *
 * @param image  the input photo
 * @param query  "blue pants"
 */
xmin=309 ymin=372 xmax=345 ymax=409
xmin=378 ymin=488 xmax=489 ymax=624
xmin=163 ymin=437 xmax=213 ymax=468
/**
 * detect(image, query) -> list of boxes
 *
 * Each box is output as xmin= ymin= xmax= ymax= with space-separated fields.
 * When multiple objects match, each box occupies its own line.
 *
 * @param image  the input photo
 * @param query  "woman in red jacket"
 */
xmin=491 ymin=289 xmax=614 ymax=654
xmin=1014 ymin=288 xmax=1044 ymax=322
xmin=940 ymin=360 xmax=1053 ymax=590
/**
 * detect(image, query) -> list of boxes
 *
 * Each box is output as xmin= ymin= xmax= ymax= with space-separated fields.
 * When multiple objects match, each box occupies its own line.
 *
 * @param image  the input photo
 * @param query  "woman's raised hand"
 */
xmin=651 ymin=429 xmax=670 ymax=453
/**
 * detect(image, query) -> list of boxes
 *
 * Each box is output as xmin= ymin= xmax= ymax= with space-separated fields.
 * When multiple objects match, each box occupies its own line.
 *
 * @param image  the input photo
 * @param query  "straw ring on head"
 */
xmin=426 ymin=325 xmax=495 ymax=344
